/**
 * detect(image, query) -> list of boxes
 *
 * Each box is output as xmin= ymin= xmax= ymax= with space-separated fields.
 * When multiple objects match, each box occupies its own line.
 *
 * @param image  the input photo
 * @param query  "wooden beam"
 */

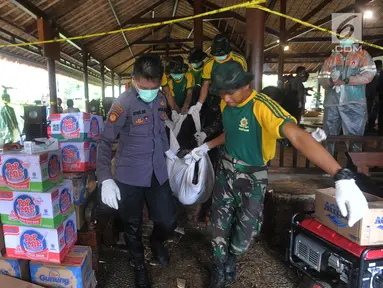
xmin=265 ymin=52 xmax=330 ymax=59
xmin=287 ymin=0 xmax=332 ymax=36
xmin=47 ymin=57 xmax=58 ymax=114
xmin=100 ymin=62 xmax=105 ymax=100
xmin=266 ymin=0 xmax=277 ymax=20
xmin=117 ymin=48 xmax=153 ymax=73
xmin=290 ymin=35 xmax=383 ymax=43
xmin=134 ymin=38 xmax=195 ymax=45
xmin=194 ymin=0 xmax=203 ymax=49
xmin=102 ymin=26 xmax=164 ymax=62
xmin=11 ymin=0 xmax=109 ymax=75
xmin=111 ymin=71 xmax=115 ymax=99
xmin=278 ymin=0 xmax=286 ymax=82
xmin=83 ymin=50 xmax=89 ymax=112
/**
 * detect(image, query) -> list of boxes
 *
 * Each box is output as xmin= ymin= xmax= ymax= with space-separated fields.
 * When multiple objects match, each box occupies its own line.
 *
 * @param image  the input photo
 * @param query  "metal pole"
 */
xmin=278 ymin=0 xmax=287 ymax=85
xmin=111 ymin=71 xmax=115 ymax=99
xmin=246 ymin=7 xmax=265 ymax=91
xmin=47 ymin=57 xmax=58 ymax=114
xmin=194 ymin=0 xmax=203 ymax=49
xmin=118 ymin=75 xmax=122 ymax=95
xmin=83 ymin=50 xmax=89 ymax=112
xmin=100 ymin=62 xmax=105 ymax=101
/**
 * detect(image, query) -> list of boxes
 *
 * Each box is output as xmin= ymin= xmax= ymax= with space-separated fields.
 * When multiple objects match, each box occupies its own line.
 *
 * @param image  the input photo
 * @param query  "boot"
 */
xmin=225 ymin=253 xmax=237 ymax=282
xmin=134 ymin=261 xmax=151 ymax=288
xmin=210 ymin=264 xmax=226 ymax=288
xmin=151 ymin=240 xmax=169 ymax=266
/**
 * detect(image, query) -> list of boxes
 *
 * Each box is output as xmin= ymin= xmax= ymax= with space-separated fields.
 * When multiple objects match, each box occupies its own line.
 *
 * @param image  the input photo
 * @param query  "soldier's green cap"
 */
xmin=211 ymin=61 xmax=253 ymax=92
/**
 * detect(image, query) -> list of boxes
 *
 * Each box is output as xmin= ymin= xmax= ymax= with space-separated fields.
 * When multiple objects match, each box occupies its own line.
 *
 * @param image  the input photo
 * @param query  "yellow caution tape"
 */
xmin=251 ymin=4 xmax=383 ymax=51
xmin=0 ymin=0 xmax=266 ymax=49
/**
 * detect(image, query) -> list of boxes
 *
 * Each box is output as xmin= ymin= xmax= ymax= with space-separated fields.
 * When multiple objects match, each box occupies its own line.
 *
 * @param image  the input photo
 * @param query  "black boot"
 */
xmin=225 ymin=253 xmax=237 ymax=282
xmin=210 ymin=264 xmax=226 ymax=288
xmin=151 ymin=240 xmax=169 ymax=266
xmin=134 ymin=261 xmax=151 ymax=288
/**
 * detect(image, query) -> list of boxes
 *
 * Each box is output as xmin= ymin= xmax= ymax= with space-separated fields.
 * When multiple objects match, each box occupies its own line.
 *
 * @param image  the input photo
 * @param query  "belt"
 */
xmin=222 ymin=153 xmax=267 ymax=174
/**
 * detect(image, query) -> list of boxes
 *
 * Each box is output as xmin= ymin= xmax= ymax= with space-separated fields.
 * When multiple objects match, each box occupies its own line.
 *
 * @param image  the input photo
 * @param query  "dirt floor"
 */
xmin=97 ymin=229 xmax=299 ymax=288
xmin=96 ymin=174 xmax=332 ymax=288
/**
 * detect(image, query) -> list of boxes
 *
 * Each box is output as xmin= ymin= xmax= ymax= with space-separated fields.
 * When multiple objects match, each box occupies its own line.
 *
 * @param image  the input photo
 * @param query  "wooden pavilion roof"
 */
xmin=1 ymin=0 xmax=383 ymax=85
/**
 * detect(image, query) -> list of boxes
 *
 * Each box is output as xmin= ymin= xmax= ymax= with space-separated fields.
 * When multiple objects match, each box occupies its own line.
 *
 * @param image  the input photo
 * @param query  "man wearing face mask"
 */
xmin=168 ymin=56 xmax=194 ymax=114
xmin=188 ymin=48 xmax=207 ymax=104
xmin=319 ymin=38 xmax=376 ymax=155
xmin=97 ymin=54 xmax=177 ymax=288
xmin=190 ymin=34 xmax=247 ymax=147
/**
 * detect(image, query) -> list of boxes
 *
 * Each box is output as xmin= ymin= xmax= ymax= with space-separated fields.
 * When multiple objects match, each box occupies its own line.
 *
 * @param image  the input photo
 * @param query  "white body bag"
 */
xmin=165 ymin=111 xmax=215 ymax=205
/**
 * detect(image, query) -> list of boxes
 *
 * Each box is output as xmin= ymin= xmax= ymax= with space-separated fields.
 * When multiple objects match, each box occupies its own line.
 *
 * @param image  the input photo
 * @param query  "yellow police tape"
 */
xmin=251 ymin=4 xmax=383 ymax=51
xmin=0 ymin=0 xmax=266 ymax=49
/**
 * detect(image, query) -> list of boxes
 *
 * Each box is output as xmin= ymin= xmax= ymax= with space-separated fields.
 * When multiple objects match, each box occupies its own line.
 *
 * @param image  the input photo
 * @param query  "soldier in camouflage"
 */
xmin=189 ymin=62 xmax=369 ymax=288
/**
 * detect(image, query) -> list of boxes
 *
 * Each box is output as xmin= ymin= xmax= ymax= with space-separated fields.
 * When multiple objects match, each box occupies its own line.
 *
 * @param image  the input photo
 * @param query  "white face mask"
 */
xmin=191 ymin=62 xmax=203 ymax=68
xmin=215 ymin=55 xmax=228 ymax=61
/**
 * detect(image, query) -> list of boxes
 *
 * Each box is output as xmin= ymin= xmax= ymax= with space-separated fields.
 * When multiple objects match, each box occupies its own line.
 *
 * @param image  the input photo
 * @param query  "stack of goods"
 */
xmin=0 ymin=150 xmax=78 ymax=264
xmin=50 ymin=112 xmax=103 ymax=230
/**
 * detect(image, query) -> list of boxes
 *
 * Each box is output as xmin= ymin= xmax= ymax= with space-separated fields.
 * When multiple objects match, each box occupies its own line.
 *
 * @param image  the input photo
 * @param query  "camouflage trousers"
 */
xmin=212 ymin=157 xmax=268 ymax=264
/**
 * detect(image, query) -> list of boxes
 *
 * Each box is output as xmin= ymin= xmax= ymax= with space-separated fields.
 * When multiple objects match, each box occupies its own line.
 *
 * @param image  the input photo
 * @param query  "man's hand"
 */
xmin=334 ymin=168 xmax=368 ymax=227
xmin=311 ymin=128 xmax=327 ymax=142
xmin=101 ymin=179 xmax=121 ymax=210
xmin=188 ymin=102 xmax=203 ymax=115
xmin=334 ymin=79 xmax=346 ymax=86
xmin=194 ymin=131 xmax=207 ymax=145
xmin=181 ymin=105 xmax=189 ymax=115
xmin=189 ymin=143 xmax=210 ymax=161
xmin=335 ymin=179 xmax=368 ymax=227
xmin=171 ymin=110 xmax=181 ymax=123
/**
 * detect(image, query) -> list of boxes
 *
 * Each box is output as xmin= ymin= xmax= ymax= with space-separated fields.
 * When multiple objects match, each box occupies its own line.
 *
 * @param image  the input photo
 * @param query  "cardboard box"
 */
xmin=88 ymin=270 xmax=97 ymax=288
xmin=0 ymin=257 xmax=29 ymax=280
xmin=60 ymin=142 xmax=90 ymax=173
xmin=88 ymin=143 xmax=97 ymax=171
xmin=75 ymin=205 xmax=85 ymax=230
xmin=0 ymin=150 xmax=63 ymax=192
xmin=23 ymin=139 xmax=59 ymax=155
xmin=50 ymin=113 xmax=104 ymax=142
xmin=3 ymin=211 xmax=77 ymax=263
xmin=64 ymin=172 xmax=96 ymax=205
xmin=0 ymin=180 xmax=74 ymax=229
xmin=315 ymin=188 xmax=383 ymax=246
xmin=0 ymin=274 xmax=44 ymax=287
xmin=30 ymin=245 xmax=93 ymax=288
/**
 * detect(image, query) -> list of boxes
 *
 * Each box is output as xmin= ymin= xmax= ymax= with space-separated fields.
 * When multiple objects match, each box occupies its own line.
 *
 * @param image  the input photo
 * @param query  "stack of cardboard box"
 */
xmin=50 ymin=112 xmax=103 ymax=230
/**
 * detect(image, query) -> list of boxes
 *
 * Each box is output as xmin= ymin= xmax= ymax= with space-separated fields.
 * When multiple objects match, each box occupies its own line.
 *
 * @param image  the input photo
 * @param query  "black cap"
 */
xmin=211 ymin=34 xmax=232 ymax=56
xmin=188 ymin=48 xmax=207 ymax=63
xmin=211 ymin=61 xmax=253 ymax=92
xmin=168 ymin=56 xmax=188 ymax=73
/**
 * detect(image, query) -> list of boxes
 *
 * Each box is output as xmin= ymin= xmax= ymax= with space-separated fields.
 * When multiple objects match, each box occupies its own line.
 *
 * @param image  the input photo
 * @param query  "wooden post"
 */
xmin=100 ymin=62 xmax=105 ymax=101
xmin=278 ymin=0 xmax=287 ymax=86
xmin=118 ymin=76 xmax=122 ymax=95
xmin=111 ymin=71 xmax=115 ymax=98
xmin=194 ymin=0 xmax=203 ymax=49
xmin=47 ymin=58 xmax=58 ymax=114
xmin=246 ymin=6 xmax=265 ymax=91
xmin=83 ymin=49 xmax=89 ymax=112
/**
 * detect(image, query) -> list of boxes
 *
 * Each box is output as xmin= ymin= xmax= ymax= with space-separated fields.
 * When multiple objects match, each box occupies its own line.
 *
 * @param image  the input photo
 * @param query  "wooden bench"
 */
xmin=348 ymin=152 xmax=383 ymax=176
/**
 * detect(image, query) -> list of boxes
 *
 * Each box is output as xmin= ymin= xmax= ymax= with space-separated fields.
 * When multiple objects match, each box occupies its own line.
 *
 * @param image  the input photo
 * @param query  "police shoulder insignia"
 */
xmin=160 ymin=100 xmax=165 ymax=106
xmin=112 ymin=104 xmax=124 ymax=114
xmin=161 ymin=112 xmax=167 ymax=120
xmin=109 ymin=111 xmax=119 ymax=123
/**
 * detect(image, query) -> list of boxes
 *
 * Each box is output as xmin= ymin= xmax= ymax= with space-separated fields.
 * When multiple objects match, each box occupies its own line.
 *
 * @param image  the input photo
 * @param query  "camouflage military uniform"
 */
xmin=212 ymin=156 xmax=268 ymax=264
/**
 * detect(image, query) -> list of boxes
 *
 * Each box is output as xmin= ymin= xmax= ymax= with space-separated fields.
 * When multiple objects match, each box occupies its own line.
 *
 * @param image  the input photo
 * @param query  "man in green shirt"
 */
xmin=189 ymin=62 xmax=369 ymax=288
xmin=168 ymin=56 xmax=194 ymax=115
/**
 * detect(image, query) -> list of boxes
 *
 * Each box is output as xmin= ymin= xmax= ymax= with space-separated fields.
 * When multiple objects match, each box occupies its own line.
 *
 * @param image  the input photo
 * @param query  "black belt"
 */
xmin=222 ymin=153 xmax=268 ymax=174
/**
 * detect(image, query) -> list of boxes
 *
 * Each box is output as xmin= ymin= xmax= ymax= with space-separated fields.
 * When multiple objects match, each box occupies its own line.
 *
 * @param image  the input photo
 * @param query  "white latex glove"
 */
xmin=101 ymin=179 xmax=121 ymax=210
xmin=311 ymin=128 xmax=327 ymax=142
xmin=188 ymin=102 xmax=203 ymax=115
xmin=172 ymin=110 xmax=180 ymax=123
xmin=189 ymin=143 xmax=210 ymax=161
xmin=194 ymin=131 xmax=207 ymax=146
xmin=335 ymin=179 xmax=368 ymax=227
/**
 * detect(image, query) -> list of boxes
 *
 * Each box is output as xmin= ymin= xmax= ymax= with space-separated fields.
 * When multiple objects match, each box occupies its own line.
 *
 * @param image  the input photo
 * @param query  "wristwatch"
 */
xmin=344 ymin=78 xmax=350 ymax=85
xmin=333 ymin=168 xmax=355 ymax=182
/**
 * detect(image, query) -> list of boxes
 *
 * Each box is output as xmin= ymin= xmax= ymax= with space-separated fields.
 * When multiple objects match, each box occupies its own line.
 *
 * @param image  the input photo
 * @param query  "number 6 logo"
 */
xmin=331 ymin=13 xmax=362 ymax=44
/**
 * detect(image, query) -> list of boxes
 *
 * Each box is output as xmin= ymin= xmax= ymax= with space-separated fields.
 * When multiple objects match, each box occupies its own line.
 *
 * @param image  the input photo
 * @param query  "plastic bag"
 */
xmin=165 ymin=112 xmax=214 ymax=205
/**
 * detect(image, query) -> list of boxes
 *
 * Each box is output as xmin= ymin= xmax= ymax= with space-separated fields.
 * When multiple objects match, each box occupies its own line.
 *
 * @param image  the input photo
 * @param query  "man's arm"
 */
xmin=318 ymin=57 xmax=334 ymax=89
xmin=182 ymin=89 xmax=193 ymax=113
xmin=348 ymin=50 xmax=376 ymax=86
xmin=96 ymin=96 xmax=128 ymax=184
xmin=198 ymin=80 xmax=210 ymax=104
xmin=283 ymin=122 xmax=341 ymax=176
xmin=162 ymin=85 xmax=176 ymax=111
xmin=206 ymin=132 xmax=225 ymax=149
